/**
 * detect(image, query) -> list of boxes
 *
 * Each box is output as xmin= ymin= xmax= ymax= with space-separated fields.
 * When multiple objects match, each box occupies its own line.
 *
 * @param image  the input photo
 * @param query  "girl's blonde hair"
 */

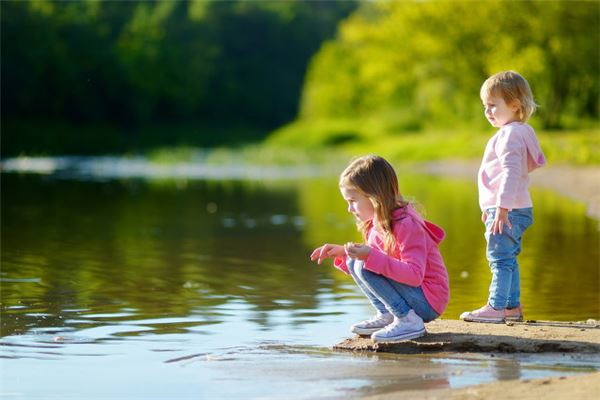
xmin=339 ymin=155 xmax=408 ymax=254
xmin=480 ymin=70 xmax=537 ymax=122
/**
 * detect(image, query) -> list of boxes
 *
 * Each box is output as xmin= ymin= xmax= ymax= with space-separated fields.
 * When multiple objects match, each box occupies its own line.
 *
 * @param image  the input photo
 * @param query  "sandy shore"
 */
xmin=335 ymin=319 xmax=600 ymax=354
xmin=364 ymin=371 xmax=600 ymax=400
xmin=417 ymin=161 xmax=600 ymax=219
xmin=335 ymin=319 xmax=600 ymax=399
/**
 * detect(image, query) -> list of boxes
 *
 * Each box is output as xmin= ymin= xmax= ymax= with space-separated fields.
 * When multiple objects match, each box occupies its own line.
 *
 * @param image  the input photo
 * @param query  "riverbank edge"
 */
xmin=334 ymin=319 xmax=600 ymax=354
xmin=334 ymin=319 xmax=600 ymax=400
xmin=363 ymin=371 xmax=600 ymax=400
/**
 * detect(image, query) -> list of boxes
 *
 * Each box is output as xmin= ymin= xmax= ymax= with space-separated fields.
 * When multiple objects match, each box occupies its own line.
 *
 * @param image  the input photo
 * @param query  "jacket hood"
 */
xmin=393 ymin=206 xmax=445 ymax=244
xmin=510 ymin=123 xmax=546 ymax=171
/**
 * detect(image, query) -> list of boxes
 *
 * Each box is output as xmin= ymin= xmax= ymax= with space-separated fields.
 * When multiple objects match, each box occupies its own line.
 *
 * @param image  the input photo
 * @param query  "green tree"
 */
xmin=1 ymin=0 xmax=356 ymax=155
xmin=300 ymin=1 xmax=599 ymax=130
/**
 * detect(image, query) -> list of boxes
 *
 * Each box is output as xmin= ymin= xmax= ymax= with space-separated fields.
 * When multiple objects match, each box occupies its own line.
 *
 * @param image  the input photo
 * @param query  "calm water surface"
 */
xmin=1 ymin=158 xmax=599 ymax=399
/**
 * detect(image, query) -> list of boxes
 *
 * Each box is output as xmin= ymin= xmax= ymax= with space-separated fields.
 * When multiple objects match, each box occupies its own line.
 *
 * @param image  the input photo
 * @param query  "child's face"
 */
xmin=340 ymin=186 xmax=375 ymax=223
xmin=482 ymin=95 xmax=520 ymax=128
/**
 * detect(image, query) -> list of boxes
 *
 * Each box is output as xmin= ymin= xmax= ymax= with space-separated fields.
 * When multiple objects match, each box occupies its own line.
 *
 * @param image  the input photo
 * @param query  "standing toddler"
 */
xmin=461 ymin=71 xmax=545 ymax=323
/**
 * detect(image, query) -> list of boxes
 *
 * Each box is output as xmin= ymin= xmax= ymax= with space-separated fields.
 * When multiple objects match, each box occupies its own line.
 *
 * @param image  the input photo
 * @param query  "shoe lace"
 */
xmin=363 ymin=316 xmax=383 ymax=327
xmin=382 ymin=321 xmax=401 ymax=333
xmin=476 ymin=304 xmax=493 ymax=313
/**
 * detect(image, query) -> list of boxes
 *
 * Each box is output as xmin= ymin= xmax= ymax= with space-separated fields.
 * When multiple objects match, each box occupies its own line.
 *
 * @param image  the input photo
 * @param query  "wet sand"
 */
xmin=416 ymin=161 xmax=600 ymax=219
xmin=364 ymin=371 xmax=600 ymax=400
xmin=336 ymin=319 xmax=600 ymax=399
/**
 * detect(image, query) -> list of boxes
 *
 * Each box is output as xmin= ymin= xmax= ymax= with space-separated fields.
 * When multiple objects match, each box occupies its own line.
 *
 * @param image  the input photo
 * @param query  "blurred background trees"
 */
xmin=1 ymin=0 xmax=598 ymax=156
xmin=1 ymin=0 xmax=356 ymax=155
xmin=300 ymin=1 xmax=599 ymax=131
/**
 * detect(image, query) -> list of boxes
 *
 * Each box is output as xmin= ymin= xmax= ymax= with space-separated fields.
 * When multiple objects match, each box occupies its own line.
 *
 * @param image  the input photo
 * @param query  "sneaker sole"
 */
xmin=371 ymin=328 xmax=426 ymax=343
xmin=504 ymin=316 xmax=523 ymax=322
xmin=461 ymin=316 xmax=505 ymax=323
xmin=352 ymin=327 xmax=384 ymax=336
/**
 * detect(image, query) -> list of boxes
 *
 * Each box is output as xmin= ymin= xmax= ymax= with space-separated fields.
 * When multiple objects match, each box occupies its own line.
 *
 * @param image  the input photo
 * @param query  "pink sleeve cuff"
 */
xmin=334 ymin=257 xmax=349 ymax=274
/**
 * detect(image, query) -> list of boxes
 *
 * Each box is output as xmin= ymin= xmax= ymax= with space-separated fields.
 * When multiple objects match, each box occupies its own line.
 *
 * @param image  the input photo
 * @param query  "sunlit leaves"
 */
xmin=302 ymin=0 xmax=599 ymax=130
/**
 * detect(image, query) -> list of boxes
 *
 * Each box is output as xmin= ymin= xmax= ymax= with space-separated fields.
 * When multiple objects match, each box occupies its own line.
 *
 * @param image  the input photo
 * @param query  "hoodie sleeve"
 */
xmin=495 ymin=126 xmax=525 ymax=209
xmin=333 ymin=257 xmax=350 ymax=274
xmin=362 ymin=217 xmax=427 ymax=287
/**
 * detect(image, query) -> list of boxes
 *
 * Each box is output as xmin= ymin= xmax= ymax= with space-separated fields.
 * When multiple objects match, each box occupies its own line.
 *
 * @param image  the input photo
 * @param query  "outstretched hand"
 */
xmin=310 ymin=244 xmax=345 ymax=265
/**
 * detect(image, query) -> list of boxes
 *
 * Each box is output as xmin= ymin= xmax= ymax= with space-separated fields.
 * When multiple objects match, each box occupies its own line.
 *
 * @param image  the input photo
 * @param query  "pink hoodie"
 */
xmin=333 ymin=206 xmax=449 ymax=315
xmin=478 ymin=122 xmax=546 ymax=211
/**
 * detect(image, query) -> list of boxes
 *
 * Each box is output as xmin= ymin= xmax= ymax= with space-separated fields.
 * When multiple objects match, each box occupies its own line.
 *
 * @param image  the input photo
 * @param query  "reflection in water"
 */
xmin=1 ymin=175 xmax=323 ymax=338
xmin=296 ymin=171 xmax=600 ymax=321
xmin=1 ymin=169 xmax=598 ymax=398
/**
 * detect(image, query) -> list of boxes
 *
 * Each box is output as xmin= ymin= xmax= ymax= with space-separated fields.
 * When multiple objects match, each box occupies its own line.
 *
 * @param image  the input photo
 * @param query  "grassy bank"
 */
xmin=3 ymin=118 xmax=598 ymax=167
xmin=266 ymin=119 xmax=600 ymax=165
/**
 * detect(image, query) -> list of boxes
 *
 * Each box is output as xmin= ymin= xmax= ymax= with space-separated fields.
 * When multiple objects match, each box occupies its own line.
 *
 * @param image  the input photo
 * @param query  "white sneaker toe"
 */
xmin=351 ymin=313 xmax=394 ymax=335
xmin=370 ymin=309 xmax=426 ymax=343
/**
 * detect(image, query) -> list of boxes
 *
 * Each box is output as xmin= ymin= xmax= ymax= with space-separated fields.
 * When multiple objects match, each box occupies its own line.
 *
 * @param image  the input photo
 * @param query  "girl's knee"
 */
xmin=354 ymin=262 xmax=376 ymax=282
xmin=354 ymin=264 xmax=366 ymax=282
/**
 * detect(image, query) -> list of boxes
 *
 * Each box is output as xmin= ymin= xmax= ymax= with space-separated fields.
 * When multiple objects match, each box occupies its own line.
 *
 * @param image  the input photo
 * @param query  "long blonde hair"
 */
xmin=339 ymin=155 xmax=408 ymax=254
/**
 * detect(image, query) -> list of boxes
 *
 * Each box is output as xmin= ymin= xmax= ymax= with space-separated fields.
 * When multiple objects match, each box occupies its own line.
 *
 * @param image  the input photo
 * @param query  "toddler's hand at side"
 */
xmin=310 ymin=244 xmax=345 ymax=265
xmin=344 ymin=242 xmax=371 ymax=260
xmin=492 ymin=207 xmax=512 ymax=235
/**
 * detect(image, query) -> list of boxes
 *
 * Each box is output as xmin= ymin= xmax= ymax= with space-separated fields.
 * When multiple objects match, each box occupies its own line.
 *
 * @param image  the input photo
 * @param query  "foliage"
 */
xmin=3 ymin=0 xmax=597 ymax=160
xmin=268 ymin=118 xmax=600 ymax=165
xmin=300 ymin=1 xmax=599 ymax=130
xmin=539 ymin=130 xmax=600 ymax=165
xmin=1 ymin=0 xmax=356 ymax=156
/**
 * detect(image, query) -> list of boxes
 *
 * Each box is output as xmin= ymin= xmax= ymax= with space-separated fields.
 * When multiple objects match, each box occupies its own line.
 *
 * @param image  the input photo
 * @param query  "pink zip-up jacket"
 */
xmin=478 ymin=122 xmax=546 ymax=211
xmin=333 ymin=206 xmax=449 ymax=315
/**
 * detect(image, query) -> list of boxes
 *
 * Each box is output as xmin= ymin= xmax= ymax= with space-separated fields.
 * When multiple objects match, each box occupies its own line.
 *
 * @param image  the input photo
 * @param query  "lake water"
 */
xmin=1 ymin=157 xmax=599 ymax=399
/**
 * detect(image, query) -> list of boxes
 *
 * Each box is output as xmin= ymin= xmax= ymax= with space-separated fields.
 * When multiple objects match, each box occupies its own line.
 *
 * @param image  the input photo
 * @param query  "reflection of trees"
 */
xmin=0 ymin=175 xmax=325 ymax=337
xmin=294 ymin=171 xmax=600 ymax=321
xmin=522 ymin=189 xmax=600 ymax=320
xmin=2 ymin=172 xmax=598 ymax=338
xmin=296 ymin=172 xmax=490 ymax=318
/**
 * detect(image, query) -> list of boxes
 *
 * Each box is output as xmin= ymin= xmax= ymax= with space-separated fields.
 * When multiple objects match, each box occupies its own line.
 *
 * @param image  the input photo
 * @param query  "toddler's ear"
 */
xmin=510 ymin=99 xmax=521 ymax=113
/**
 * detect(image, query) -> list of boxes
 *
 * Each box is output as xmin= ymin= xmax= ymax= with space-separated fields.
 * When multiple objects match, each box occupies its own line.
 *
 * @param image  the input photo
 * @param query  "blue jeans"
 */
xmin=484 ymin=207 xmax=533 ymax=309
xmin=347 ymin=257 xmax=439 ymax=322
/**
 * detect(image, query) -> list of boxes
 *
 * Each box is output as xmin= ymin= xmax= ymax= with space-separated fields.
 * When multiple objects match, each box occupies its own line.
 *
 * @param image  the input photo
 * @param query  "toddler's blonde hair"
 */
xmin=339 ymin=155 xmax=408 ymax=254
xmin=480 ymin=71 xmax=537 ymax=122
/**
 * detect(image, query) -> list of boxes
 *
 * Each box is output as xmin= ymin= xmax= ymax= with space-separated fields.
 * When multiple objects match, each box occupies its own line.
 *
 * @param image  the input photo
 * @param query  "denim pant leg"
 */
xmin=347 ymin=258 xmax=388 ymax=315
xmin=485 ymin=208 xmax=532 ymax=309
xmin=507 ymin=262 xmax=521 ymax=309
xmin=352 ymin=259 xmax=439 ymax=322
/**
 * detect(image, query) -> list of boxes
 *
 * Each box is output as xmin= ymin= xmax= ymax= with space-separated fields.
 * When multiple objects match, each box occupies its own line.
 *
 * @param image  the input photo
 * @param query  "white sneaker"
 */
xmin=371 ymin=310 xmax=426 ymax=342
xmin=351 ymin=312 xmax=394 ymax=335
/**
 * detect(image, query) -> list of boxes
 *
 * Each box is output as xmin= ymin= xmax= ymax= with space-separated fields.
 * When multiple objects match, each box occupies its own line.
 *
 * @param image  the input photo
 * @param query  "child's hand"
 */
xmin=481 ymin=210 xmax=487 ymax=223
xmin=492 ymin=207 xmax=512 ymax=235
xmin=344 ymin=242 xmax=371 ymax=260
xmin=310 ymin=244 xmax=345 ymax=265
